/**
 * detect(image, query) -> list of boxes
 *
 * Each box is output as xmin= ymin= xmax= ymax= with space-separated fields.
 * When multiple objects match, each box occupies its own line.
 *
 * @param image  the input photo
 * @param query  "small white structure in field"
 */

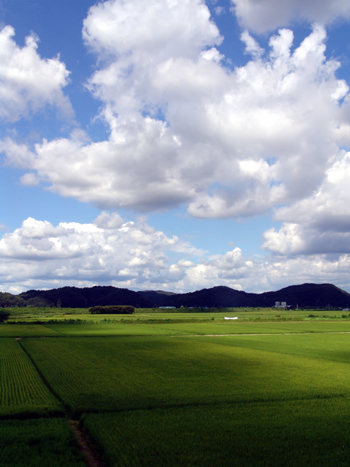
xmin=275 ymin=301 xmax=287 ymax=308
xmin=225 ymin=317 xmax=238 ymax=320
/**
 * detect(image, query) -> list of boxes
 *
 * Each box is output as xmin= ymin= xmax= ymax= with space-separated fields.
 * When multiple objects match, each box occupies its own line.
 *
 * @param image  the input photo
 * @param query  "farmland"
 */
xmin=1 ymin=310 xmax=350 ymax=465
xmin=81 ymin=398 xmax=350 ymax=467
xmin=0 ymin=418 xmax=86 ymax=467
xmin=0 ymin=338 xmax=63 ymax=418
xmin=5 ymin=305 xmax=350 ymax=323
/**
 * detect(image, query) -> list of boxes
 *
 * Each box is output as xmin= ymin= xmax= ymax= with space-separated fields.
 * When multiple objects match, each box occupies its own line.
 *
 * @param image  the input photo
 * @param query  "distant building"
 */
xmin=159 ymin=306 xmax=176 ymax=309
xmin=275 ymin=301 xmax=288 ymax=308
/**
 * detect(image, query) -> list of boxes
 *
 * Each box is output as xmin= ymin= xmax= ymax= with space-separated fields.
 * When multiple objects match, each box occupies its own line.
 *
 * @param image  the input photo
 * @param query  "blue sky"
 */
xmin=0 ymin=0 xmax=350 ymax=294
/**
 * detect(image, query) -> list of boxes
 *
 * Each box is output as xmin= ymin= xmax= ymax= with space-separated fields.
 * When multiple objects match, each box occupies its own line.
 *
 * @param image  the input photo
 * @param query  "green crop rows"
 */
xmin=0 ymin=324 xmax=62 ymax=337
xmin=1 ymin=317 xmax=350 ymax=465
xmin=20 ymin=334 xmax=350 ymax=415
xmin=0 ymin=418 xmax=86 ymax=467
xmin=81 ymin=398 xmax=350 ymax=467
xmin=0 ymin=339 xmax=62 ymax=418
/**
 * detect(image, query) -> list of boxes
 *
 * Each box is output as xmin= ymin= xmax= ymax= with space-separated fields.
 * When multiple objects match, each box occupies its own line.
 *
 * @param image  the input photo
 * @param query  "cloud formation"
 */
xmin=263 ymin=151 xmax=350 ymax=256
xmin=2 ymin=3 xmax=349 ymax=223
xmin=0 ymin=25 xmax=72 ymax=122
xmin=1 ymin=0 xmax=350 ymax=294
xmin=2 ymin=215 xmax=350 ymax=295
xmin=232 ymin=0 xmax=350 ymax=33
xmin=0 ymin=214 xmax=203 ymax=293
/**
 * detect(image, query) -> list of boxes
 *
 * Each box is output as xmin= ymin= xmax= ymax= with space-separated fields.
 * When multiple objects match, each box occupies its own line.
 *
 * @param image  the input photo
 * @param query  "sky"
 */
xmin=0 ymin=0 xmax=350 ymax=295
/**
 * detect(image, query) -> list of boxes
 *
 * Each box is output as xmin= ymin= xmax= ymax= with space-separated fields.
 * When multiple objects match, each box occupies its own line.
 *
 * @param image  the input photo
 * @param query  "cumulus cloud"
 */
xmin=0 ymin=215 xmax=204 ymax=292
xmin=232 ymin=0 xmax=350 ymax=33
xmin=1 ymin=8 xmax=349 ymax=222
xmin=1 ymin=0 xmax=350 ymax=294
xmin=83 ymin=0 xmax=221 ymax=61
xmin=0 ymin=25 xmax=72 ymax=121
xmin=0 ymin=214 xmax=271 ymax=292
xmin=241 ymin=30 xmax=264 ymax=58
xmin=2 ymin=215 xmax=350 ymax=294
xmin=183 ymin=251 xmax=350 ymax=294
xmin=263 ymin=151 xmax=350 ymax=256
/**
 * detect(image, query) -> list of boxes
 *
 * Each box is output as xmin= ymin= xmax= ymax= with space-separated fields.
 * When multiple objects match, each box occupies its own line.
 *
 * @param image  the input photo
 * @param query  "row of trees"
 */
xmin=89 ymin=305 xmax=135 ymax=314
xmin=0 ymin=311 xmax=10 ymax=322
xmin=0 ymin=292 xmax=49 ymax=308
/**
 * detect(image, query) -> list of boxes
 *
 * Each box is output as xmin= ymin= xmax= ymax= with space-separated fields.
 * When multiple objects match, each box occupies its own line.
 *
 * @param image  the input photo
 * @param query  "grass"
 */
xmin=81 ymin=397 xmax=350 ymax=466
xmin=3 ymin=318 xmax=350 ymax=338
xmin=0 ymin=418 xmax=86 ymax=467
xmin=4 ymin=306 xmax=350 ymax=324
xmin=2 ymin=316 xmax=350 ymax=465
xmin=21 ymin=334 xmax=350 ymax=416
xmin=42 ymin=319 xmax=350 ymax=336
xmin=0 ymin=323 xmax=63 ymax=337
xmin=0 ymin=339 xmax=63 ymax=418
xmin=3 ymin=307 xmax=88 ymax=321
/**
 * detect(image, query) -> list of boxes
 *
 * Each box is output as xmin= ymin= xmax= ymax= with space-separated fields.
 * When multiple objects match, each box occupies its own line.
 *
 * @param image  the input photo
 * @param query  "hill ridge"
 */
xmin=1 ymin=283 xmax=349 ymax=309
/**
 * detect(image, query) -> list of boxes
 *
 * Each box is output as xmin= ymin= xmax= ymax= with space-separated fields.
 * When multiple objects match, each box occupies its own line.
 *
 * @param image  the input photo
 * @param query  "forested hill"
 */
xmin=18 ymin=286 xmax=153 ymax=308
xmin=147 ymin=286 xmax=261 ymax=308
xmin=256 ymin=283 xmax=350 ymax=308
xmin=1 ymin=283 xmax=350 ymax=309
xmin=151 ymin=283 xmax=350 ymax=309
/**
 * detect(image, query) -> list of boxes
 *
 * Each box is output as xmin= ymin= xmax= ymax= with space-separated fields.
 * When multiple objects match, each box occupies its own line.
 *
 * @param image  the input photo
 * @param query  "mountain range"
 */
xmin=1 ymin=283 xmax=350 ymax=309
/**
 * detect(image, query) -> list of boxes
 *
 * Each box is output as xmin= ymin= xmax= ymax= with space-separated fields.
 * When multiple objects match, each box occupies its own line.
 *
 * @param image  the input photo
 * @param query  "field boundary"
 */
xmin=171 ymin=331 xmax=350 ymax=337
xmin=17 ymin=339 xmax=66 ymax=410
xmin=68 ymin=420 xmax=104 ymax=467
xmin=63 ymin=393 xmax=348 ymax=419
xmin=16 ymin=339 xmax=106 ymax=466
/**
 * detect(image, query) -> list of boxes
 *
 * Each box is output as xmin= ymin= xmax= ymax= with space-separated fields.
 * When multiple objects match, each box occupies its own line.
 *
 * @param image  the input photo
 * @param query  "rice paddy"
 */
xmin=81 ymin=398 xmax=350 ymax=467
xmin=1 ymin=313 xmax=350 ymax=465
xmin=0 ymin=339 xmax=62 ymax=418
xmin=0 ymin=324 xmax=63 ymax=337
xmin=0 ymin=418 xmax=86 ymax=467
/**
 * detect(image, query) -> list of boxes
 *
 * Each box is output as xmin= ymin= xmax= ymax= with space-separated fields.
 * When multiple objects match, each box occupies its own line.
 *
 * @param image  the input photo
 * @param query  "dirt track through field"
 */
xmin=68 ymin=420 xmax=104 ymax=467
xmin=17 ymin=339 xmax=105 ymax=467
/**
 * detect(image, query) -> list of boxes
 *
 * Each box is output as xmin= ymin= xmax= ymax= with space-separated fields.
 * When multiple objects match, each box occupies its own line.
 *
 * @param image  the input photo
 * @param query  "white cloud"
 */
xmin=20 ymin=173 xmax=40 ymax=187
xmin=263 ymin=223 xmax=305 ymax=255
xmin=232 ymin=0 xmax=350 ymax=33
xmin=241 ymin=30 xmax=264 ymax=58
xmin=263 ymin=151 xmax=350 ymax=256
xmin=83 ymin=0 xmax=221 ymax=61
xmin=214 ymin=6 xmax=225 ymax=16
xmin=0 ymin=25 xmax=72 ymax=122
xmin=0 ymin=215 xmax=204 ymax=292
xmin=2 ymin=215 xmax=350 ymax=294
xmin=1 ymin=12 xmax=348 ymax=223
xmin=0 ymin=214 xmax=274 ymax=292
xmin=1 ymin=1 xmax=350 ymax=294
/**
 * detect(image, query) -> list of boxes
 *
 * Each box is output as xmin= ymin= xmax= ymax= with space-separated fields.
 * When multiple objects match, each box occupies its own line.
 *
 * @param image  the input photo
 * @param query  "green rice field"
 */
xmin=20 ymin=334 xmax=350 ymax=415
xmin=3 ymin=318 xmax=350 ymax=338
xmin=0 ymin=418 xmax=86 ymax=467
xmin=46 ymin=319 xmax=350 ymax=336
xmin=81 ymin=398 xmax=350 ymax=467
xmin=0 ymin=338 xmax=63 ymax=418
xmin=5 ymin=306 xmax=350 ymax=323
xmin=0 ymin=324 xmax=63 ymax=337
xmin=1 ymin=313 xmax=350 ymax=465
